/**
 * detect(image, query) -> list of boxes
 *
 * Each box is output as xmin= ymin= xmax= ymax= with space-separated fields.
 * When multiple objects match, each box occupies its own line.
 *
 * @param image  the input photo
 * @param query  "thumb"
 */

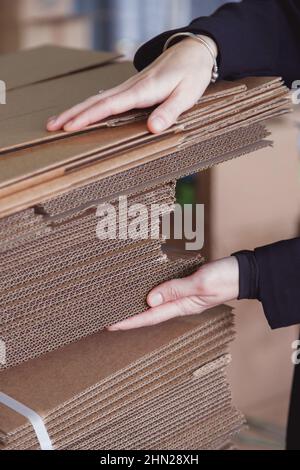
xmin=147 ymin=85 xmax=195 ymax=133
xmin=147 ymin=275 xmax=199 ymax=308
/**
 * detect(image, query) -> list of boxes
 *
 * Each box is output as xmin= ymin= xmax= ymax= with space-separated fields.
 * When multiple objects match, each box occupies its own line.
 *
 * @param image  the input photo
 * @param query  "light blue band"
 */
xmin=0 ymin=392 xmax=53 ymax=450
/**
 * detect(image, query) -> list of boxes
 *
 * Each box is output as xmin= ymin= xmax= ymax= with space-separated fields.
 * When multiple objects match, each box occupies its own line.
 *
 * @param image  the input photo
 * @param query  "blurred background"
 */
xmin=0 ymin=0 xmax=238 ymax=55
xmin=0 ymin=0 xmax=299 ymax=450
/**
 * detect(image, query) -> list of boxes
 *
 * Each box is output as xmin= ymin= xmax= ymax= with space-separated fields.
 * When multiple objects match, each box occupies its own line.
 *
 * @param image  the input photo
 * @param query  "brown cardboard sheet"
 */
xmin=37 ymin=123 xmax=268 ymax=217
xmin=0 ymin=121 xmax=272 ymax=219
xmin=59 ymin=84 xmax=287 ymax=174
xmin=0 ymin=84 xmax=289 ymax=220
xmin=0 ymin=45 xmax=120 ymax=90
xmin=0 ymin=68 xmax=267 ymax=160
xmin=0 ymin=62 xmax=138 ymax=155
xmin=0 ymin=62 xmax=135 ymax=123
xmin=156 ymin=409 xmax=244 ymax=451
xmin=0 ymin=306 xmax=233 ymax=437
xmin=47 ymin=354 xmax=230 ymax=439
xmin=73 ymin=393 xmax=233 ymax=451
xmin=2 ymin=346 xmax=234 ymax=449
xmin=8 ymin=353 xmax=232 ymax=449
xmin=0 ymin=182 xmax=174 ymax=260
xmin=9 ymin=382 xmax=233 ymax=449
xmin=1 ymin=256 xmax=201 ymax=340
xmin=4 ymin=324 xmax=233 ymax=446
xmin=0 ymin=255 xmax=203 ymax=369
xmin=0 ymin=71 xmax=283 ymax=157
xmin=55 ymin=377 xmax=230 ymax=450
xmin=0 ymin=64 xmax=245 ymax=123
xmin=0 ymin=183 xmax=175 ymax=264
xmin=0 ymin=134 xmax=181 ymax=218
xmin=0 ymin=123 xmax=177 ymax=193
xmin=0 ymin=79 xmax=289 ymax=201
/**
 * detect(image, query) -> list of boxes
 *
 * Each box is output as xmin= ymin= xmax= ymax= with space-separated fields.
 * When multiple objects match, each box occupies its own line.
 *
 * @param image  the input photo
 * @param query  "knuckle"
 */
xmin=134 ymin=77 xmax=155 ymax=102
xmin=164 ymin=283 xmax=181 ymax=301
xmin=138 ymin=75 xmax=155 ymax=90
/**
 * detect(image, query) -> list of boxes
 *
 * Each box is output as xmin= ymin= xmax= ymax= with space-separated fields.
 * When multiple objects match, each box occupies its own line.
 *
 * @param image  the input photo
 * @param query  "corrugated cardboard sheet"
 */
xmin=0 ymin=307 xmax=245 ymax=450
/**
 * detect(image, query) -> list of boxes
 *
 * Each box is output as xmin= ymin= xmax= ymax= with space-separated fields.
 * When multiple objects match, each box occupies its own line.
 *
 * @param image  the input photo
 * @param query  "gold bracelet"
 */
xmin=163 ymin=32 xmax=219 ymax=84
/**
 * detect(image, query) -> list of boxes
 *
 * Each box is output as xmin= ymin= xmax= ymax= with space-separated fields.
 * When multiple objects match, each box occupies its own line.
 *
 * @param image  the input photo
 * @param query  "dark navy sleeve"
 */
xmin=134 ymin=0 xmax=300 ymax=87
xmin=233 ymin=239 xmax=300 ymax=329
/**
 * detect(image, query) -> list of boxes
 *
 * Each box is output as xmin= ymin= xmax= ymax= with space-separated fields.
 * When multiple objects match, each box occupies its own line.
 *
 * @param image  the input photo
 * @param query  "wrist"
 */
xmin=173 ymin=37 xmax=214 ymax=74
xmin=195 ymin=257 xmax=239 ymax=301
xmin=164 ymin=33 xmax=219 ymax=83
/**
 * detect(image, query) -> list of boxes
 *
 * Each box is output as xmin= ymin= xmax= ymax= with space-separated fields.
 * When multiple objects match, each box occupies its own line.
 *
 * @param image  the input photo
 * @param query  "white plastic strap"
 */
xmin=0 ymin=392 xmax=53 ymax=450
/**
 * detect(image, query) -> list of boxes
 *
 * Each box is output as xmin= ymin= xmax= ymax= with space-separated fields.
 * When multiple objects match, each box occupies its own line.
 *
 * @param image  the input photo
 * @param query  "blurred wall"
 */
xmin=0 ymin=0 xmax=239 ymax=54
xmin=77 ymin=0 xmax=239 ymax=57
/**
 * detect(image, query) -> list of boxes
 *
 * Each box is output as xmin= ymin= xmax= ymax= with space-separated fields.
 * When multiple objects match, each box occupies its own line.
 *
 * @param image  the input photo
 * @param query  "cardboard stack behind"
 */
xmin=0 ymin=46 xmax=291 ymax=450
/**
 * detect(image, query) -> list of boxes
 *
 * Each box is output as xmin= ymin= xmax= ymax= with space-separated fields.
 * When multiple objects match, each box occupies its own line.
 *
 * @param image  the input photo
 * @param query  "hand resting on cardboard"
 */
xmin=47 ymin=36 xmax=217 ymax=134
xmin=108 ymin=257 xmax=239 ymax=331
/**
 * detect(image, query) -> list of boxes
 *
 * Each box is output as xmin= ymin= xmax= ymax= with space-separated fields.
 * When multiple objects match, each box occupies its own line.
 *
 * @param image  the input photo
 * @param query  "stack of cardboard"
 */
xmin=0 ymin=308 xmax=244 ymax=451
xmin=0 ymin=46 xmax=291 ymax=450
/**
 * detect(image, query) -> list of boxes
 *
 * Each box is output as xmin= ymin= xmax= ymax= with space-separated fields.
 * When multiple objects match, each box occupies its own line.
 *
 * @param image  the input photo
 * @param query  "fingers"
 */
xmin=108 ymin=296 xmax=208 ymax=331
xmin=147 ymin=274 xmax=199 ymax=307
xmin=62 ymin=88 xmax=141 ymax=132
xmin=147 ymin=83 xmax=198 ymax=133
xmin=60 ymin=74 xmax=169 ymax=132
xmin=47 ymin=54 xmax=211 ymax=134
xmin=47 ymin=76 xmax=139 ymax=131
xmin=108 ymin=303 xmax=182 ymax=331
xmin=47 ymin=95 xmax=102 ymax=131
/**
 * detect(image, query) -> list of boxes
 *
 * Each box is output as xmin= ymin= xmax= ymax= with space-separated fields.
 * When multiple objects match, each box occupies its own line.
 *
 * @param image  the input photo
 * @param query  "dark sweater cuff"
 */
xmin=254 ymin=239 xmax=300 ymax=329
xmin=232 ymin=250 xmax=259 ymax=300
xmin=235 ymin=239 xmax=300 ymax=330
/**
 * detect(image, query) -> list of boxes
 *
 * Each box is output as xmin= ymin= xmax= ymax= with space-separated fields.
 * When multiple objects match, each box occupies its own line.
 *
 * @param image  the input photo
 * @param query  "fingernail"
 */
xmin=150 ymin=116 xmax=166 ymax=133
xmin=148 ymin=292 xmax=163 ymax=307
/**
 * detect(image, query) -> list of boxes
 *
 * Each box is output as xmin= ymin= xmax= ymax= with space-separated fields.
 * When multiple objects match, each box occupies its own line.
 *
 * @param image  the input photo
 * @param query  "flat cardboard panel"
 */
xmin=0 ymin=134 xmax=181 ymax=217
xmin=0 ymin=62 xmax=137 ymax=154
xmin=0 ymin=45 xmax=120 ymax=90
xmin=0 ymin=306 xmax=232 ymax=434
xmin=0 ymin=122 xmax=150 ymax=188
xmin=0 ymin=126 xmax=273 ymax=219
xmin=0 ymin=77 xmax=289 ymax=208
xmin=3 ymin=331 xmax=230 ymax=446
xmin=0 ymin=73 xmax=246 ymax=157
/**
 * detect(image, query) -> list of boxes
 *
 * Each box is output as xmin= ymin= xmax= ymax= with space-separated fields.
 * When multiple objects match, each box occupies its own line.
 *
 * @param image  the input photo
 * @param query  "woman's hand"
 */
xmin=108 ymin=257 xmax=239 ymax=331
xmin=47 ymin=36 xmax=217 ymax=134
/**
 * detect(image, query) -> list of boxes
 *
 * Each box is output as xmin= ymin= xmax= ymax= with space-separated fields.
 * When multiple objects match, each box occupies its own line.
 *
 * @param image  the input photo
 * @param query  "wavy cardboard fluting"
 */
xmin=0 ymin=307 xmax=240 ymax=450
